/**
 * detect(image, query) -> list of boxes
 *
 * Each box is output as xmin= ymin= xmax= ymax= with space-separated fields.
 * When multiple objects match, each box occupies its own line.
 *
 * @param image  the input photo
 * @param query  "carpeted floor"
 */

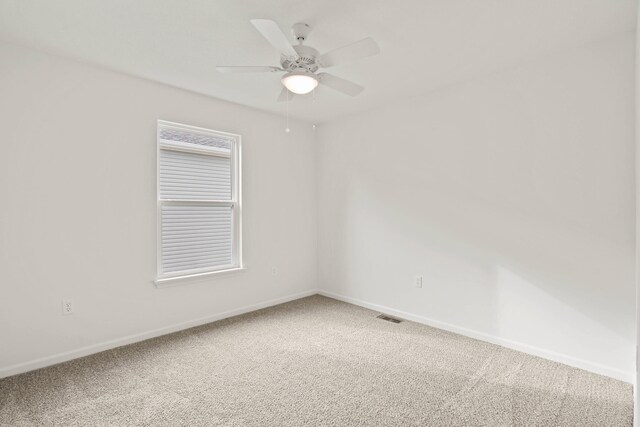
xmin=0 ymin=295 xmax=633 ymax=426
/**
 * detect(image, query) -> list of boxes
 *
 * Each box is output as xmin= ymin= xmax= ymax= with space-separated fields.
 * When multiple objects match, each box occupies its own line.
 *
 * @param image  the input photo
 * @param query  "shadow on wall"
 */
xmin=327 ymin=174 xmax=634 ymax=370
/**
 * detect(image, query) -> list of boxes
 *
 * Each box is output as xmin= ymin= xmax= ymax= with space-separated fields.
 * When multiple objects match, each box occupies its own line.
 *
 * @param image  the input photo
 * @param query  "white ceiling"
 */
xmin=0 ymin=0 xmax=636 ymax=123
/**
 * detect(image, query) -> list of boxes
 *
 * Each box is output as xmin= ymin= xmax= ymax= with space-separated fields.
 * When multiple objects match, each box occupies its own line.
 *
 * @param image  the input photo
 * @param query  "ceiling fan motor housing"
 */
xmin=281 ymin=45 xmax=319 ymax=73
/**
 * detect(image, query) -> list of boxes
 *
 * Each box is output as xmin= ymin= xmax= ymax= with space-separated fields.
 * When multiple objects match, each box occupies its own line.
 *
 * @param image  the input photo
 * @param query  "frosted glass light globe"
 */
xmin=281 ymin=71 xmax=318 ymax=95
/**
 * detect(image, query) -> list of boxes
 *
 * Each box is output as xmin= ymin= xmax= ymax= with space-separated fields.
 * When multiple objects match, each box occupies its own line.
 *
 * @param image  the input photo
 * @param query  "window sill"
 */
xmin=155 ymin=267 xmax=245 ymax=288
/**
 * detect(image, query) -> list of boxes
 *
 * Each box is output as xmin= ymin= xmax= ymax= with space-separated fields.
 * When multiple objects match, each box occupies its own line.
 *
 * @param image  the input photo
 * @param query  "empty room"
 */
xmin=0 ymin=0 xmax=638 ymax=426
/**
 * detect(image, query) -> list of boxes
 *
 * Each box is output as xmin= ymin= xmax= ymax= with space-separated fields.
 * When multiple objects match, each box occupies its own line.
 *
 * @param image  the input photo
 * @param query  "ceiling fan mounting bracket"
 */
xmin=291 ymin=22 xmax=312 ymax=43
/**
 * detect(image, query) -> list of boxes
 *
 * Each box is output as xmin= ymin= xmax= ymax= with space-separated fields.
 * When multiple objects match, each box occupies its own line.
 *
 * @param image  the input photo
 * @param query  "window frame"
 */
xmin=155 ymin=120 xmax=242 ymax=286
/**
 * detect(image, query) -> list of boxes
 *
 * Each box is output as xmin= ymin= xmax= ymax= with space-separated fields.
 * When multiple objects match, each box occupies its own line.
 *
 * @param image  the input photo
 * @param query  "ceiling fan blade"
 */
xmin=216 ymin=66 xmax=282 ymax=73
xmin=250 ymin=19 xmax=298 ymax=58
xmin=318 ymin=73 xmax=364 ymax=96
xmin=318 ymin=37 xmax=380 ymax=68
xmin=277 ymin=87 xmax=295 ymax=102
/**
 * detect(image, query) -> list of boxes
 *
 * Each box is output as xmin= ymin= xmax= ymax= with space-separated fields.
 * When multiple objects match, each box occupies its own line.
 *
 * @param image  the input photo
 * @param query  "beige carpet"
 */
xmin=0 ymin=295 xmax=633 ymax=426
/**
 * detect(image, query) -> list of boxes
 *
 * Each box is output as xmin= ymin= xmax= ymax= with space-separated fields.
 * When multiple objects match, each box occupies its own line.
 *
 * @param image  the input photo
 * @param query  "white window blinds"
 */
xmin=159 ymin=149 xmax=231 ymax=200
xmin=157 ymin=121 xmax=241 ymax=281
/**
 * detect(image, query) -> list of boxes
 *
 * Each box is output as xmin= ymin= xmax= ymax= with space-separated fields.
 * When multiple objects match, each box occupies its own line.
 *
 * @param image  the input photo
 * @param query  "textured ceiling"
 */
xmin=0 ymin=0 xmax=636 ymax=123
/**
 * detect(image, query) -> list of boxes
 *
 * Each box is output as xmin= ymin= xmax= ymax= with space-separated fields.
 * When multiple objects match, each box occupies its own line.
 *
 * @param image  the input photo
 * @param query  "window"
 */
xmin=156 ymin=120 xmax=241 ymax=283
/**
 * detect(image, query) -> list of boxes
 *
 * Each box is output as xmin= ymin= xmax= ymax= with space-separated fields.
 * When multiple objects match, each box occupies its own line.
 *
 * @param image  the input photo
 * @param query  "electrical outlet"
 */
xmin=62 ymin=299 xmax=74 ymax=315
xmin=271 ymin=267 xmax=278 ymax=276
xmin=415 ymin=276 xmax=423 ymax=288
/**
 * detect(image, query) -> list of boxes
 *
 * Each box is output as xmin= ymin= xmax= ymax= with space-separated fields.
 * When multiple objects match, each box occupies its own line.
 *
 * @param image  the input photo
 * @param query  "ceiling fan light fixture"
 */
xmin=281 ymin=70 xmax=318 ymax=95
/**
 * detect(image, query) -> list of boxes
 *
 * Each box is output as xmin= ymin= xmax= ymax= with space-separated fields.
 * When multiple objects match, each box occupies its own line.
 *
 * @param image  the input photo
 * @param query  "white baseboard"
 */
xmin=318 ymin=290 xmax=633 ymax=384
xmin=0 ymin=289 xmax=318 ymax=379
xmin=3 ymin=289 xmax=632 ymax=384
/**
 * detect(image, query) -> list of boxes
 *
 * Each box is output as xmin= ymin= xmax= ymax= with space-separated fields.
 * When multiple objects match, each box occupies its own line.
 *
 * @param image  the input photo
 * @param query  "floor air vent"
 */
xmin=377 ymin=314 xmax=402 ymax=324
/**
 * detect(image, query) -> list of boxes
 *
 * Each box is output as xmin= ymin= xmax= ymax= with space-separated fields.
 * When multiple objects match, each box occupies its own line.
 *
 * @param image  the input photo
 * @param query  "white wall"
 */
xmin=635 ymin=6 xmax=639 ymax=424
xmin=317 ymin=33 xmax=636 ymax=381
xmin=0 ymin=41 xmax=317 ymax=375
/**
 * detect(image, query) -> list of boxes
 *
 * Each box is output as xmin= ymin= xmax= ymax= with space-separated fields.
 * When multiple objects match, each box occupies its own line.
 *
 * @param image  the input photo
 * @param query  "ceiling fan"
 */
xmin=217 ymin=19 xmax=380 ymax=101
